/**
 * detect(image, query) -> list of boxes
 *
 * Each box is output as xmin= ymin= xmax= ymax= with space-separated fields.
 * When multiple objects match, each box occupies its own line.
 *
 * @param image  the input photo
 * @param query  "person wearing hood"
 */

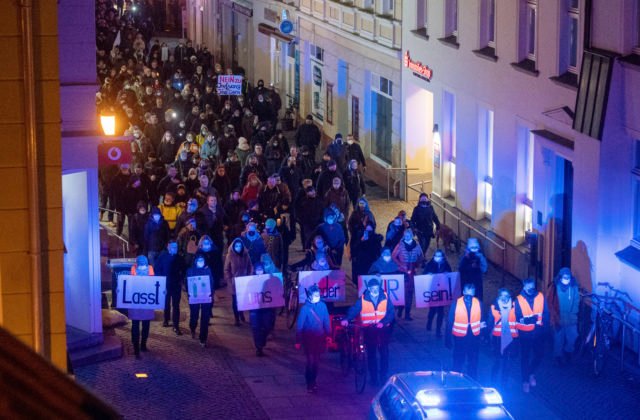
xmin=295 ymin=185 xmax=324 ymax=250
xmin=392 ymin=228 xmax=424 ymax=321
xmin=445 ymin=283 xmax=486 ymax=379
xmin=385 ymin=213 xmax=409 ymax=252
xmin=186 ymin=253 xmax=215 ymax=347
xmin=515 ymin=277 xmax=549 ymax=393
xmin=343 ymin=159 xmax=366 ymax=210
xmin=315 ymin=159 xmax=342 ymax=198
xmin=155 ymin=240 xmax=186 ymax=335
xmin=422 ymin=249 xmax=453 ymax=337
xmin=241 ymin=172 xmax=263 ymax=205
xmin=351 ymin=222 xmax=383 ymax=286
xmin=198 ymin=235 xmax=223 ymax=290
xmin=326 ymin=133 xmax=347 ymax=171
xmin=130 ymin=201 xmax=150 ymax=255
xmin=200 ymin=132 xmax=219 ymax=163
xmin=143 ymin=207 xmax=170 ymax=265
xmin=296 ymin=284 xmax=331 ymax=393
xmin=342 ymin=277 xmax=395 ymax=386
xmin=211 ymin=165 xmax=231 ymax=205
xmin=219 ymin=124 xmax=238 ymax=161
xmin=265 ymin=131 xmax=287 ymax=175
xmin=128 ymin=255 xmax=155 ymax=358
xmin=240 ymin=222 xmax=267 ymax=265
xmin=224 ymin=151 xmax=242 ymax=189
xmin=235 ymin=136 xmax=252 ymax=166
xmin=411 ymin=193 xmax=441 ymax=254
xmin=459 ymin=238 xmax=488 ymax=302
xmin=324 ymin=176 xmax=350 ymax=220
xmin=224 ymin=238 xmax=253 ymax=325
xmin=547 ymin=267 xmax=579 ymax=366
xmin=309 ymin=208 xmax=346 ymax=267
xmin=290 ymin=235 xmax=338 ymax=271
xmin=368 ymin=248 xmax=400 ymax=275
xmin=241 ymin=109 xmax=255 ymax=139
xmin=487 ymin=288 xmax=519 ymax=387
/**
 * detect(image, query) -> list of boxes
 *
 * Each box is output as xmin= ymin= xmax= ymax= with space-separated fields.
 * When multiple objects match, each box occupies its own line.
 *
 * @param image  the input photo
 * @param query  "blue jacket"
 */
xmin=296 ymin=300 xmax=331 ymax=342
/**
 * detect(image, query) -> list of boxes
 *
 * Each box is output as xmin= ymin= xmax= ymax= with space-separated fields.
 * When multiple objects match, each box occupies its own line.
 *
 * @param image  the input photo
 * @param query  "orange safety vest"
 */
xmin=360 ymin=296 xmax=387 ymax=326
xmin=452 ymin=297 xmax=481 ymax=337
xmin=490 ymin=304 xmax=518 ymax=338
xmin=130 ymin=265 xmax=155 ymax=276
xmin=516 ymin=293 xmax=544 ymax=332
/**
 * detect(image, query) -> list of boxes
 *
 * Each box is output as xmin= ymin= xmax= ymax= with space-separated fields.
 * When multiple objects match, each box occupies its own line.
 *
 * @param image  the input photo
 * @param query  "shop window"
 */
xmin=371 ymin=74 xmax=393 ymax=164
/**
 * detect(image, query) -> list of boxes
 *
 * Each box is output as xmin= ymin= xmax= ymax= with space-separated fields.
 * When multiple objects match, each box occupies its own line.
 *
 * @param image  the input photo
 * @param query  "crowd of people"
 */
xmin=96 ymin=0 xmax=583 ymax=396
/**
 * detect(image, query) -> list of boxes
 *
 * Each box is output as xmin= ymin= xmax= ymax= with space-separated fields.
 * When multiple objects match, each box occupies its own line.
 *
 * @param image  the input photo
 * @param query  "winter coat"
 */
xmin=315 ymin=169 xmax=342 ymax=198
xmin=261 ymin=230 xmax=283 ymax=269
xmin=224 ymin=239 xmax=253 ymax=294
xmin=258 ymin=185 xmax=285 ymax=219
xmin=345 ymin=142 xmax=366 ymax=168
xmin=240 ymin=233 xmax=267 ymax=265
xmin=351 ymin=233 xmax=383 ymax=277
xmin=295 ymin=123 xmax=321 ymax=152
xmin=368 ymin=257 xmax=400 ymax=274
xmin=422 ymin=258 xmax=452 ymax=274
xmin=343 ymin=169 xmax=366 ymax=203
xmin=154 ymin=250 xmax=186 ymax=290
xmin=411 ymin=203 xmax=440 ymax=238
xmin=324 ymin=187 xmax=350 ymax=219
xmin=296 ymin=300 xmax=331 ymax=351
xmin=392 ymin=240 xmax=424 ymax=273
xmin=224 ymin=159 xmax=242 ymax=190
xmin=185 ymin=265 xmax=214 ymax=302
xmin=144 ymin=215 xmax=170 ymax=253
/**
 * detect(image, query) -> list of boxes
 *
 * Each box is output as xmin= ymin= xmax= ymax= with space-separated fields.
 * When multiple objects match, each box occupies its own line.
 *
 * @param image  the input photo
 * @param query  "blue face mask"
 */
xmin=202 ymin=242 xmax=212 ymax=252
xmin=196 ymin=260 xmax=205 ymax=268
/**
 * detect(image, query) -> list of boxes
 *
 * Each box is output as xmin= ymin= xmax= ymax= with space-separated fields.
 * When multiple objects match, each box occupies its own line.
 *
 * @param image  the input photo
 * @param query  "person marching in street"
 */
xmin=411 ymin=193 xmax=440 ymax=255
xmin=296 ymin=284 xmax=331 ymax=393
xmin=422 ymin=249 xmax=452 ymax=337
xmin=342 ymin=276 xmax=395 ymax=386
xmin=155 ymin=240 xmax=186 ymax=335
xmin=392 ymin=228 xmax=424 ymax=321
xmin=459 ymin=238 xmax=488 ymax=302
xmin=224 ymin=238 xmax=253 ymax=326
xmin=368 ymin=247 xmax=400 ymax=275
xmin=445 ymin=283 xmax=485 ymax=378
xmin=515 ymin=277 xmax=549 ymax=393
xmin=547 ymin=267 xmax=580 ymax=366
xmin=186 ymin=253 xmax=215 ymax=347
xmin=249 ymin=263 xmax=276 ymax=357
xmin=129 ymin=255 xmax=155 ymax=359
xmin=487 ymin=288 xmax=519 ymax=387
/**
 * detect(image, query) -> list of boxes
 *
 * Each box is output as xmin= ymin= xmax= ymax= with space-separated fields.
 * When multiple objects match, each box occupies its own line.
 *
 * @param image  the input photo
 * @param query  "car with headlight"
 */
xmin=369 ymin=371 xmax=514 ymax=419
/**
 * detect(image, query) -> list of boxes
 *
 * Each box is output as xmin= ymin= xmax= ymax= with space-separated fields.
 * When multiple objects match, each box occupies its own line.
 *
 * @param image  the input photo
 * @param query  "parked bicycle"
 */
xmin=335 ymin=318 xmax=367 ymax=393
xmin=283 ymin=269 xmax=300 ymax=329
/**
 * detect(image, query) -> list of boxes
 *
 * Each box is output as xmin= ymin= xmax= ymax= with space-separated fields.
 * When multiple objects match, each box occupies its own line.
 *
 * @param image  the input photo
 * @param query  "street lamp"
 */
xmin=100 ymin=113 xmax=116 ymax=136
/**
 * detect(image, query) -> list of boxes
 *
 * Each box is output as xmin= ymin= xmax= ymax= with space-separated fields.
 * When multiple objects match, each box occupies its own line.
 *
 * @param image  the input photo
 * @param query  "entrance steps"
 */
xmin=67 ymin=325 xmax=122 ymax=369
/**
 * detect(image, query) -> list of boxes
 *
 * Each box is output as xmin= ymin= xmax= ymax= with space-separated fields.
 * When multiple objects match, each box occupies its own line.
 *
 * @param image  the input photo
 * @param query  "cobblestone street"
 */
xmin=76 ymin=187 xmax=640 ymax=419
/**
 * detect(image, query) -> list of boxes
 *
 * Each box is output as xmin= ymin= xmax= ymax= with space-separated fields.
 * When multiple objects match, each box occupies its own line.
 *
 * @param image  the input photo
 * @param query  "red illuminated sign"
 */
xmin=404 ymin=51 xmax=433 ymax=81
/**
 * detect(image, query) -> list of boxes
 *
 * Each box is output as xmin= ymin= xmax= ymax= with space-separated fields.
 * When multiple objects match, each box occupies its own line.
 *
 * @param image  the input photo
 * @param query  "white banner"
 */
xmin=187 ymin=275 xmax=212 ymax=304
xmin=235 ymin=273 xmax=285 ymax=311
xmin=298 ymin=270 xmax=346 ymax=303
xmin=414 ymin=272 xmax=461 ymax=308
xmin=358 ymin=274 xmax=405 ymax=306
xmin=217 ymin=75 xmax=243 ymax=95
xmin=116 ymin=275 xmax=166 ymax=310
xmin=311 ymin=58 xmax=324 ymax=122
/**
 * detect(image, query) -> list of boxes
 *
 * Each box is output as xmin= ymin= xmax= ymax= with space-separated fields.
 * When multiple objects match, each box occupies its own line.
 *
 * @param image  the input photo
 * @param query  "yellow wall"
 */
xmin=0 ymin=2 xmax=66 ymax=369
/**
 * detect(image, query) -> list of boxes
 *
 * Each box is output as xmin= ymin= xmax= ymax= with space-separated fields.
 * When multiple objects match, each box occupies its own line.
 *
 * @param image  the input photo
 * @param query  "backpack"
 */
xmin=186 ymin=235 xmax=199 ymax=254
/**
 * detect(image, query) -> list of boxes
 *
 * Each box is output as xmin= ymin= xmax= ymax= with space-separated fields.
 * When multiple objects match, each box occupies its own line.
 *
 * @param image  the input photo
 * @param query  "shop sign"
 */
xmin=404 ymin=51 xmax=433 ymax=82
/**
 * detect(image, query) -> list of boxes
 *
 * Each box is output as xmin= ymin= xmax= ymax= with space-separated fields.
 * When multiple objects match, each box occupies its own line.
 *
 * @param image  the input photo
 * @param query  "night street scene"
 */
xmin=1 ymin=0 xmax=640 ymax=419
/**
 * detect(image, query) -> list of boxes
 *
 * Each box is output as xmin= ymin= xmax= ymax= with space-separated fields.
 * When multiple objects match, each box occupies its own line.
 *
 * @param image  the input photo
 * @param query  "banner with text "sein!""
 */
xmin=358 ymin=274 xmax=405 ymax=306
xmin=414 ymin=272 xmax=461 ymax=308
xmin=235 ymin=273 xmax=284 ymax=311
xmin=298 ymin=270 xmax=346 ymax=303
xmin=116 ymin=275 xmax=166 ymax=310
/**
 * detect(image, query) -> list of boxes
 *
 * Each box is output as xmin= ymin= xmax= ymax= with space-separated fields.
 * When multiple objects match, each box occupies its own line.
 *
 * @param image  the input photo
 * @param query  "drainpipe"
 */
xmin=20 ymin=0 xmax=45 ymax=356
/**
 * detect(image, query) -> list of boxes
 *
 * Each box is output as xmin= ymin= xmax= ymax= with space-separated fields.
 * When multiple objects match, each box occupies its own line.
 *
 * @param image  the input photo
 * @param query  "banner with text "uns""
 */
xmin=235 ymin=273 xmax=285 ymax=311
xmin=116 ymin=275 xmax=167 ymax=310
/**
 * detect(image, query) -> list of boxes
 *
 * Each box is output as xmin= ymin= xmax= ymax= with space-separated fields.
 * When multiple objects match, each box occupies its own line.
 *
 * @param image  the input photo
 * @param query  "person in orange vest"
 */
xmin=342 ymin=276 xmax=395 ymax=386
xmin=515 ymin=277 xmax=549 ymax=393
xmin=445 ymin=283 xmax=485 ymax=378
xmin=129 ymin=255 xmax=156 ymax=359
xmin=487 ymin=288 xmax=519 ymax=387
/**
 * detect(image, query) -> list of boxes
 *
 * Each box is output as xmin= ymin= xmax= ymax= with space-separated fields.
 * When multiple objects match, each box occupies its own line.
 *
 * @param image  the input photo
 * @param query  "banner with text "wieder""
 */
xmin=235 ymin=273 xmax=285 ymax=311
xmin=414 ymin=272 xmax=461 ymax=308
xmin=116 ymin=275 xmax=167 ymax=310
xmin=298 ymin=270 xmax=346 ymax=303
xmin=357 ymin=274 xmax=405 ymax=306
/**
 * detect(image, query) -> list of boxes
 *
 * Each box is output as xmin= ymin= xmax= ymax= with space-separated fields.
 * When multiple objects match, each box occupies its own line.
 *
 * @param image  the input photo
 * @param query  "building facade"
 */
xmin=401 ymin=0 xmax=640 ymax=307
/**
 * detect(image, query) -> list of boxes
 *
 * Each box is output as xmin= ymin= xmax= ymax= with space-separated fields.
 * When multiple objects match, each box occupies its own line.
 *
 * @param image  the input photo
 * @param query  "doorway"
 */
xmin=551 ymin=156 xmax=573 ymax=277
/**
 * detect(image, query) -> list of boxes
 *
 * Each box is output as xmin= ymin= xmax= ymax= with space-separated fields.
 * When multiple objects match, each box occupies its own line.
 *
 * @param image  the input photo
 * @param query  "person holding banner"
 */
xmin=445 ymin=283 xmax=485 ymax=378
xmin=249 ymin=264 xmax=276 ymax=357
xmin=186 ymin=253 xmax=215 ymax=347
xmin=422 ymin=250 xmax=453 ymax=337
xmin=487 ymin=288 xmax=519 ymax=387
xmin=392 ymin=229 xmax=424 ymax=321
xmin=129 ymin=255 xmax=155 ymax=358
xmin=225 ymin=238 xmax=253 ymax=326
xmin=341 ymin=277 xmax=395 ymax=386
xmin=296 ymin=285 xmax=331 ymax=393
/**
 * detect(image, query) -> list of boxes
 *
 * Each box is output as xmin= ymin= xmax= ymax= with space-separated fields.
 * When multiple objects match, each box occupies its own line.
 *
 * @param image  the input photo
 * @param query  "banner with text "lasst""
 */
xmin=298 ymin=270 xmax=346 ymax=303
xmin=116 ymin=275 xmax=166 ymax=310
xmin=235 ymin=273 xmax=284 ymax=311
xmin=414 ymin=272 xmax=461 ymax=308
xmin=187 ymin=275 xmax=212 ymax=304
xmin=358 ymin=274 xmax=405 ymax=306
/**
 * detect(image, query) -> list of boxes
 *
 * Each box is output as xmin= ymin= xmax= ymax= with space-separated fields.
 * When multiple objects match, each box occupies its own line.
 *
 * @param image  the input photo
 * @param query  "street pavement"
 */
xmin=77 ymin=185 xmax=640 ymax=419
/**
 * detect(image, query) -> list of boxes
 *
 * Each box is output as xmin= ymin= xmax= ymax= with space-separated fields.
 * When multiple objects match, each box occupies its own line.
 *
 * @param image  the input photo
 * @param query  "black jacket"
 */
xmin=411 ymin=203 xmax=440 ymax=238
xmin=154 ymin=251 xmax=186 ymax=289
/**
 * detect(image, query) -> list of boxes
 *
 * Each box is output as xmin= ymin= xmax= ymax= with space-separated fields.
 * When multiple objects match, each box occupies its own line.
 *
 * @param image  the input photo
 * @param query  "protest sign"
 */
xmin=414 ymin=272 xmax=461 ymax=308
xmin=187 ymin=275 xmax=212 ymax=304
xmin=235 ymin=273 xmax=284 ymax=311
xmin=216 ymin=75 xmax=243 ymax=95
xmin=298 ymin=270 xmax=346 ymax=303
xmin=116 ymin=275 xmax=166 ymax=310
xmin=358 ymin=274 xmax=405 ymax=306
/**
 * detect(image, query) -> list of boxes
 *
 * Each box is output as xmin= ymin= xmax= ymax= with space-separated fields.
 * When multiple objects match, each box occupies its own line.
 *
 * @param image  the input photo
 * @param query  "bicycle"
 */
xmin=283 ymin=269 xmax=300 ymax=329
xmin=579 ymin=282 xmax=632 ymax=376
xmin=336 ymin=318 xmax=367 ymax=394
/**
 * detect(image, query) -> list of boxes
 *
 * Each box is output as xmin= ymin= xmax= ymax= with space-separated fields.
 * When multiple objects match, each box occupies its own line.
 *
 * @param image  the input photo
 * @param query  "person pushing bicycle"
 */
xmin=341 ymin=275 xmax=395 ymax=386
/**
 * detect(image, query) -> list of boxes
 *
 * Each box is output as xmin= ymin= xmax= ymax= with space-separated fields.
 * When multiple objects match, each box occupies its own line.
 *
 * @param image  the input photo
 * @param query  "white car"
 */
xmin=369 ymin=371 xmax=514 ymax=420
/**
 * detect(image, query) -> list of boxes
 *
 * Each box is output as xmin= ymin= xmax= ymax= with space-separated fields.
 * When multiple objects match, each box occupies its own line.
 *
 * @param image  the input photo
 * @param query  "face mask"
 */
xmin=137 ymin=265 xmax=148 ymax=272
xmin=499 ymin=297 xmax=512 ymax=309
xmin=347 ymin=140 xmax=354 ymax=145
xmin=326 ymin=218 xmax=335 ymax=225
xmin=234 ymin=245 xmax=243 ymax=253
xmin=561 ymin=276 xmax=571 ymax=286
xmin=470 ymin=247 xmax=480 ymax=253
xmin=383 ymin=255 xmax=392 ymax=263
xmin=133 ymin=133 xmax=141 ymax=139
xmin=202 ymin=243 xmax=212 ymax=252
xmin=168 ymin=246 xmax=177 ymax=255
xmin=404 ymin=236 xmax=413 ymax=244
xmin=179 ymin=122 xmax=185 ymax=128
xmin=196 ymin=260 xmax=205 ymax=268
xmin=419 ymin=201 xmax=428 ymax=207
xmin=434 ymin=257 xmax=443 ymax=263
xmin=311 ymin=295 xmax=321 ymax=304
xmin=525 ymin=287 xmax=536 ymax=296
xmin=464 ymin=294 xmax=473 ymax=303
xmin=153 ymin=214 xmax=161 ymax=222
xmin=369 ymin=290 xmax=380 ymax=299
xmin=315 ymin=242 xmax=324 ymax=249
xmin=248 ymin=230 xmax=256 ymax=237
xmin=394 ymin=220 xmax=402 ymax=227
xmin=255 ymin=269 xmax=264 ymax=275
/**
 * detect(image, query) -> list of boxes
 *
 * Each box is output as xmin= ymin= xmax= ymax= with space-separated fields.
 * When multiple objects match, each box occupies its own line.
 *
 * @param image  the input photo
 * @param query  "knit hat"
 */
xmin=136 ymin=255 xmax=149 ymax=266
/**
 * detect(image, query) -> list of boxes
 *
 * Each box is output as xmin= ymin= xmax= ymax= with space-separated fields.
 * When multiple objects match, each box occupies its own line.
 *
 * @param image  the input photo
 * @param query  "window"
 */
xmin=371 ymin=75 xmax=393 ymax=164
xmin=558 ymin=0 xmax=580 ymax=77
xmin=416 ymin=0 xmax=428 ymax=34
xmin=635 ymin=0 xmax=640 ymax=53
xmin=524 ymin=130 xmax=535 ymax=232
xmin=445 ymin=0 xmax=458 ymax=38
xmin=443 ymin=90 xmax=456 ymax=197
xmin=480 ymin=0 xmax=496 ymax=50
xmin=633 ymin=141 xmax=640 ymax=243
xmin=310 ymin=44 xmax=324 ymax=62
xmin=382 ymin=0 xmax=394 ymax=15
xmin=479 ymin=108 xmax=494 ymax=218
xmin=525 ymin=1 xmax=537 ymax=60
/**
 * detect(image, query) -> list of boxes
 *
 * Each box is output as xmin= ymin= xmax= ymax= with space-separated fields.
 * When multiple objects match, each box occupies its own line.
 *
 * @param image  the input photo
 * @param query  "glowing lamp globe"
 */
xmin=100 ymin=114 xmax=116 ymax=136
